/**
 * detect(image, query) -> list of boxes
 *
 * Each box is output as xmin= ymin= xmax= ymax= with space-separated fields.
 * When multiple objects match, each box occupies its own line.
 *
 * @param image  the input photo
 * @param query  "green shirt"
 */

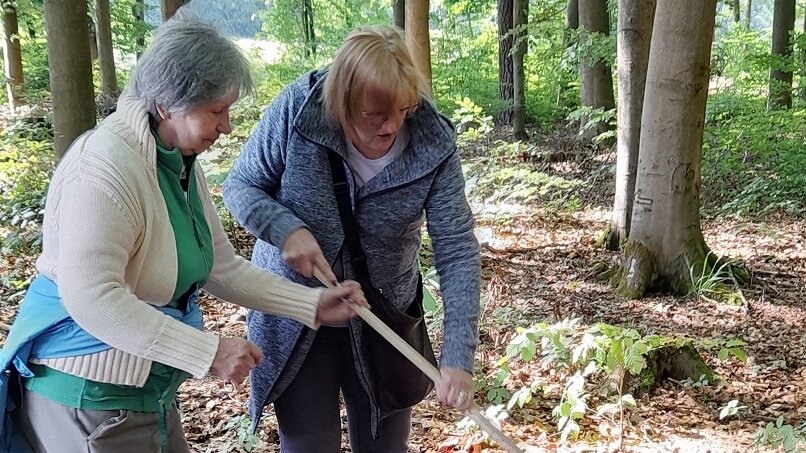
xmin=25 ymin=133 xmax=214 ymax=412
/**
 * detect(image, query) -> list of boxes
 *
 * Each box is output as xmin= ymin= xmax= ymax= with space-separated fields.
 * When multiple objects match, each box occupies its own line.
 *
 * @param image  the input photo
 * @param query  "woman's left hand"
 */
xmin=315 ymin=280 xmax=368 ymax=326
xmin=437 ymin=367 xmax=474 ymax=412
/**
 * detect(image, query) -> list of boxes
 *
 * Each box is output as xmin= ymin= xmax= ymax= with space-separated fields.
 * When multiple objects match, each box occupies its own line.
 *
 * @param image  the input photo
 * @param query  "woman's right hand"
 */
xmin=316 ymin=280 xmax=369 ymax=326
xmin=210 ymin=338 xmax=264 ymax=385
xmin=282 ymin=228 xmax=338 ymax=285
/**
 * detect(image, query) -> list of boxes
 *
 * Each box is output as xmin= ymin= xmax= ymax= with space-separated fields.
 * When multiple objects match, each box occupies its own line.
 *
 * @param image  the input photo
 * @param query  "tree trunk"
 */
xmin=406 ymin=0 xmax=432 ymax=95
xmin=393 ymin=0 xmax=405 ymax=29
xmin=618 ymin=0 xmax=718 ymax=298
xmin=512 ymin=0 xmax=528 ymax=140
xmin=497 ymin=0 xmax=513 ymax=125
xmin=558 ymin=0 xmax=578 ymax=109
xmin=88 ymin=18 xmax=98 ymax=61
xmin=733 ymin=0 xmax=741 ymax=22
xmin=578 ymin=0 xmax=615 ymax=143
xmin=3 ymin=3 xmax=25 ymax=111
xmin=133 ymin=0 xmax=145 ymax=58
xmin=745 ymin=0 xmax=752 ymax=28
xmin=43 ymin=0 xmax=97 ymax=159
xmin=604 ymin=0 xmax=655 ymax=251
xmin=768 ymin=0 xmax=796 ymax=110
xmin=301 ymin=0 xmax=316 ymax=58
xmin=161 ymin=0 xmax=186 ymax=21
xmin=567 ymin=0 xmax=579 ymax=30
xmin=95 ymin=0 xmax=118 ymax=99
xmin=802 ymin=0 xmax=806 ymax=100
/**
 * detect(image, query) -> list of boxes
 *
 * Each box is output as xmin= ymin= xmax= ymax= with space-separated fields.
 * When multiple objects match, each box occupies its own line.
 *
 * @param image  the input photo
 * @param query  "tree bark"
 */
xmin=566 ymin=0 xmax=579 ymax=30
xmin=733 ymin=0 xmax=741 ymax=22
xmin=558 ymin=0 xmax=578 ymax=110
xmin=618 ymin=0 xmax=718 ymax=298
xmin=134 ymin=0 xmax=146 ymax=58
xmin=393 ymin=0 xmax=405 ymax=29
xmin=95 ymin=0 xmax=118 ymax=99
xmin=88 ymin=17 xmax=98 ymax=60
xmin=605 ymin=0 xmax=654 ymax=251
xmin=43 ymin=0 xmax=97 ymax=159
xmin=512 ymin=0 xmax=528 ymax=140
xmin=498 ymin=0 xmax=513 ymax=125
xmin=768 ymin=0 xmax=796 ymax=110
xmin=161 ymin=0 xmax=186 ymax=22
xmin=578 ymin=0 xmax=615 ymax=143
xmin=3 ymin=3 xmax=25 ymax=111
xmin=745 ymin=0 xmax=752 ymax=29
xmin=406 ymin=0 xmax=432 ymax=95
xmin=301 ymin=0 xmax=316 ymax=58
xmin=802 ymin=0 xmax=806 ymax=99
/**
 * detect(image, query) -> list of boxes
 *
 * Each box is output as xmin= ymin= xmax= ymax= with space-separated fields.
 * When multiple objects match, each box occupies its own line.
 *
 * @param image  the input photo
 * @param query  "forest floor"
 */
xmin=1 ymin=127 xmax=803 ymax=452
xmin=176 ymin=129 xmax=805 ymax=452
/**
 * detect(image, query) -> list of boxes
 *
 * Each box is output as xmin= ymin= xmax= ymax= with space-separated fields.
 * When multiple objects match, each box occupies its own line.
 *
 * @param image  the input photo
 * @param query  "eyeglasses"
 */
xmin=360 ymin=103 xmax=419 ymax=127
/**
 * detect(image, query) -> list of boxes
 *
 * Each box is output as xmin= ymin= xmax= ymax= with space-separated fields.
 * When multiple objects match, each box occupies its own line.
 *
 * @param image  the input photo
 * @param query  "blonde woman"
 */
xmin=223 ymin=25 xmax=481 ymax=451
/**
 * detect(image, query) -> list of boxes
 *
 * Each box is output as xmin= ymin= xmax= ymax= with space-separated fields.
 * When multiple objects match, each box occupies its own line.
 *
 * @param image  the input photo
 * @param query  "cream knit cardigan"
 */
xmin=32 ymin=93 xmax=323 ymax=387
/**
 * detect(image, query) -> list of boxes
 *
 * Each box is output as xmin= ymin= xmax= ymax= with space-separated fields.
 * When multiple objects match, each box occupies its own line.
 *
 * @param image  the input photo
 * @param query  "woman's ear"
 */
xmin=155 ymin=105 xmax=171 ymax=121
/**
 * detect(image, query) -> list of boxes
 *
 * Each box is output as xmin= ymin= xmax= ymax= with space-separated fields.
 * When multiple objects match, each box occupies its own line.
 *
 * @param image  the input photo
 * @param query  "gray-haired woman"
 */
xmin=0 ymin=9 xmax=365 ymax=453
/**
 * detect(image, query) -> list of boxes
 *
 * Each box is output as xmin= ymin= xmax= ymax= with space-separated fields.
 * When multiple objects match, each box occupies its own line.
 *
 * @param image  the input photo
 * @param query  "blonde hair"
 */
xmin=322 ymin=25 xmax=427 ymax=128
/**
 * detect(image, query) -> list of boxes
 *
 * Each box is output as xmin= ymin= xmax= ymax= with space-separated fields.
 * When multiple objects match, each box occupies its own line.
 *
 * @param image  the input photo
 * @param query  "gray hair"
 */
xmin=128 ymin=7 xmax=254 ymax=118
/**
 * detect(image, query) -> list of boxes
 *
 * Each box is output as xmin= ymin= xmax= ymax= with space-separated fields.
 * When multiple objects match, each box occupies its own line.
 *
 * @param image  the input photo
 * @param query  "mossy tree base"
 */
xmin=629 ymin=342 xmax=715 ymax=395
xmin=596 ymin=222 xmax=622 ymax=251
xmin=612 ymin=240 xmax=656 ymax=299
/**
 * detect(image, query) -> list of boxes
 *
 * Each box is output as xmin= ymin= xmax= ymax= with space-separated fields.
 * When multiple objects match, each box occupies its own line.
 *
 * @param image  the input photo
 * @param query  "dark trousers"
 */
xmin=273 ymin=327 xmax=412 ymax=453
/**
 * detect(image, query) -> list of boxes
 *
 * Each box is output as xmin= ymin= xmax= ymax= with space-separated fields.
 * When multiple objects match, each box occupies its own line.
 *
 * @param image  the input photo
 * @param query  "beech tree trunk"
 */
xmin=578 ymin=0 xmax=615 ymax=142
xmin=95 ymin=0 xmax=118 ymax=99
xmin=301 ymin=0 xmax=316 ymax=58
xmin=3 ymin=3 xmax=25 ymax=111
xmin=745 ymin=0 xmax=752 ymax=29
xmin=406 ymin=0 xmax=432 ymax=95
xmin=43 ymin=0 xmax=97 ymax=159
xmin=512 ymin=0 xmax=528 ymax=140
xmin=605 ymin=0 xmax=655 ymax=250
xmin=88 ymin=18 xmax=98 ymax=60
xmin=134 ymin=0 xmax=146 ymax=58
xmin=161 ymin=0 xmax=186 ymax=21
xmin=393 ymin=0 xmax=405 ymax=29
xmin=567 ymin=0 xmax=579 ymax=30
xmin=498 ymin=0 xmax=514 ymax=125
xmin=768 ymin=0 xmax=796 ymax=110
xmin=618 ymin=0 xmax=718 ymax=298
xmin=733 ymin=0 xmax=741 ymax=22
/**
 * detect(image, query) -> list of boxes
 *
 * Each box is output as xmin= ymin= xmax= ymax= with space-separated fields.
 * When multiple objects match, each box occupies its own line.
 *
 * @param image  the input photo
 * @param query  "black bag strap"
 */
xmin=327 ymin=152 xmax=370 ymax=281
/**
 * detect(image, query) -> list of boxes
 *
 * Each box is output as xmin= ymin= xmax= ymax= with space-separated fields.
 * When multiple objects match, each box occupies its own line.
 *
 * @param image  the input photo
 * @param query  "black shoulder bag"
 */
xmin=327 ymin=151 xmax=437 ymax=416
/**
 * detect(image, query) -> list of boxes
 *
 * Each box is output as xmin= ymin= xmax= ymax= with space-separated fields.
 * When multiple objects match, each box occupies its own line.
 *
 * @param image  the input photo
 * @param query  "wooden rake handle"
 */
xmin=313 ymin=266 xmax=525 ymax=453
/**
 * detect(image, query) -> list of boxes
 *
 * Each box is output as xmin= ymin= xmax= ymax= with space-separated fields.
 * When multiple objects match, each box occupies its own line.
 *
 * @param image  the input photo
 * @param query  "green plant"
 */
xmin=702 ymin=337 xmax=748 ymax=363
xmin=685 ymin=252 xmax=734 ymax=303
xmin=567 ymin=106 xmax=616 ymax=145
xmin=718 ymin=399 xmax=746 ymax=420
xmin=451 ymin=97 xmax=493 ymax=147
xmin=703 ymin=95 xmax=806 ymax=217
xmin=223 ymin=414 xmax=261 ymax=451
xmin=0 ymin=117 xmax=54 ymax=295
xmin=753 ymin=416 xmax=806 ymax=453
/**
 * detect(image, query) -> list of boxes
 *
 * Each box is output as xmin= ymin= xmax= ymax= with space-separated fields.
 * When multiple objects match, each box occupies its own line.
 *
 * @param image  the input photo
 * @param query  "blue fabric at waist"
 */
xmin=21 ymin=275 xmax=203 ymax=363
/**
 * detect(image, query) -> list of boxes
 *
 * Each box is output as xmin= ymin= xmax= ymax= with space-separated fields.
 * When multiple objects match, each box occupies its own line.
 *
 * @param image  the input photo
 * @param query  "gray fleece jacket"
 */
xmin=222 ymin=70 xmax=481 ymax=428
